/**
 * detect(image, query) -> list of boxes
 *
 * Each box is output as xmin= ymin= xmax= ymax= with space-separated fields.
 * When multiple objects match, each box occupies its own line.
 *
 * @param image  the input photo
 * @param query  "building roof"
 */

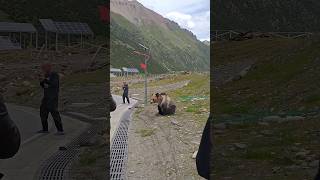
xmin=122 ymin=67 xmax=139 ymax=73
xmin=0 ymin=22 xmax=37 ymax=33
xmin=110 ymin=68 xmax=122 ymax=73
xmin=39 ymin=19 xmax=94 ymax=35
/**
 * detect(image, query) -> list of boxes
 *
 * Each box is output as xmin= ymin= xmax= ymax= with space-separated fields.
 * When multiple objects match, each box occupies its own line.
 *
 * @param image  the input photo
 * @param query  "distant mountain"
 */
xmin=212 ymin=0 xmax=320 ymax=32
xmin=110 ymin=0 xmax=210 ymax=73
xmin=203 ymin=40 xmax=210 ymax=46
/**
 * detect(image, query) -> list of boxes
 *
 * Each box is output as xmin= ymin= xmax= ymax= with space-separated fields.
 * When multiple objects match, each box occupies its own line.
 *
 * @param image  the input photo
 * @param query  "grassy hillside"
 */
xmin=0 ymin=0 xmax=106 ymax=35
xmin=110 ymin=11 xmax=210 ymax=73
xmin=212 ymin=37 xmax=320 ymax=179
xmin=213 ymin=37 xmax=320 ymax=119
xmin=212 ymin=0 xmax=320 ymax=31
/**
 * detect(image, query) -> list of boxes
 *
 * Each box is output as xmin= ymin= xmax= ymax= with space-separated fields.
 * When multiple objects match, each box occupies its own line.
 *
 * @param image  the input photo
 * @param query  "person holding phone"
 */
xmin=38 ymin=63 xmax=64 ymax=135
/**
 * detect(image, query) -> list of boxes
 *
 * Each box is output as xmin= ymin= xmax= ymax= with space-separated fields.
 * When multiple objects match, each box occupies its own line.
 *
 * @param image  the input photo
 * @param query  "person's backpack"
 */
xmin=196 ymin=114 xmax=212 ymax=179
xmin=0 ymin=97 xmax=21 ymax=159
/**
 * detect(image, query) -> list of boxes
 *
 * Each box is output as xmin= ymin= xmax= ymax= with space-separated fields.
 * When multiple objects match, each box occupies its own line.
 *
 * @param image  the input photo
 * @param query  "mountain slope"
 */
xmin=110 ymin=0 xmax=210 ymax=73
xmin=212 ymin=0 xmax=320 ymax=31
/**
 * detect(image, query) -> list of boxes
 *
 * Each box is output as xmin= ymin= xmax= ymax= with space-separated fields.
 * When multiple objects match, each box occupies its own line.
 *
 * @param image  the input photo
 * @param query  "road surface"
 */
xmin=0 ymin=104 xmax=89 ymax=180
xmin=110 ymin=95 xmax=137 ymax=141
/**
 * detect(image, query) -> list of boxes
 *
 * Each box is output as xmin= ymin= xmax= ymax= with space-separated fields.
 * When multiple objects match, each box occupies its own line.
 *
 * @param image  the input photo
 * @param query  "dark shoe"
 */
xmin=37 ymin=130 xmax=49 ymax=134
xmin=54 ymin=131 xmax=65 ymax=135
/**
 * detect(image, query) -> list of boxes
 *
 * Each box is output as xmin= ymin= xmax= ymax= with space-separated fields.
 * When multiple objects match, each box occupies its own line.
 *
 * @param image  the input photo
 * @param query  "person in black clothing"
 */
xmin=196 ymin=114 xmax=212 ymax=179
xmin=0 ymin=95 xmax=21 ymax=179
xmin=38 ymin=63 xmax=64 ymax=135
xmin=122 ymin=82 xmax=130 ymax=104
xmin=315 ymin=161 xmax=320 ymax=180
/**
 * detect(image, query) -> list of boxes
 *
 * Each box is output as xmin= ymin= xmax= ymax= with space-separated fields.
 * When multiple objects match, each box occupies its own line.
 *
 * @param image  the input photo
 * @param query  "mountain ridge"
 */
xmin=110 ymin=0 xmax=210 ymax=73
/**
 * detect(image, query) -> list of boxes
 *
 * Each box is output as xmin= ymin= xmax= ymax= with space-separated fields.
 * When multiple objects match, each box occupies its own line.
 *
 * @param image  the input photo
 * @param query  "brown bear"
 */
xmin=151 ymin=93 xmax=176 ymax=115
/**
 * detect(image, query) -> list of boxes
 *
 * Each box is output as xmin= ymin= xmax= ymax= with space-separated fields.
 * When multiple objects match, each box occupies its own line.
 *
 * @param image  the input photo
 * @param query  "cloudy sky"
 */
xmin=136 ymin=0 xmax=210 ymax=41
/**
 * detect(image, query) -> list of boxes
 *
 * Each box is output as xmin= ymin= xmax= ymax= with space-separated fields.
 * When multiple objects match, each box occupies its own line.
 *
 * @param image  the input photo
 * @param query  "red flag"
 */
xmin=98 ymin=5 xmax=109 ymax=23
xmin=140 ymin=63 xmax=147 ymax=70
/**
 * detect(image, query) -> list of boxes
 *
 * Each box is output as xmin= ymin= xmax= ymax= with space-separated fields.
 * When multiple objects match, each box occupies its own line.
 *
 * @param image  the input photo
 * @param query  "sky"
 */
xmin=136 ymin=0 xmax=210 ymax=41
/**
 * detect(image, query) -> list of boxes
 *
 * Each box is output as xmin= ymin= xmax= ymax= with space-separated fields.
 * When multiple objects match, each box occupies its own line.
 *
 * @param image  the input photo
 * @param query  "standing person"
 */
xmin=315 ymin=162 xmax=320 ymax=180
xmin=122 ymin=82 xmax=130 ymax=104
xmin=0 ymin=95 xmax=21 ymax=179
xmin=38 ymin=63 xmax=64 ymax=135
xmin=196 ymin=114 xmax=212 ymax=179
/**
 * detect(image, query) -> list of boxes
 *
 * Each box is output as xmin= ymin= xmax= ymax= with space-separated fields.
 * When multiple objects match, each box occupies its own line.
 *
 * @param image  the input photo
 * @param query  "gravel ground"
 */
xmin=125 ymin=80 xmax=207 ymax=180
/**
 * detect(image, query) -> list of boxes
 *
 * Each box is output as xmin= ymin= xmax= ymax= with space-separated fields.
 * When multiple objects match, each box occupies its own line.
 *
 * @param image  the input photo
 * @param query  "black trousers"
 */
xmin=123 ymin=94 xmax=130 ymax=104
xmin=40 ymin=98 xmax=63 ymax=132
xmin=196 ymin=115 xmax=212 ymax=179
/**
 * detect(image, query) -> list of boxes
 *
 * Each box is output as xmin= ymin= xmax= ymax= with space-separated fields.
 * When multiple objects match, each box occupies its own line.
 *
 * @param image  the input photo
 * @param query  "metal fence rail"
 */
xmin=211 ymin=30 xmax=315 ymax=41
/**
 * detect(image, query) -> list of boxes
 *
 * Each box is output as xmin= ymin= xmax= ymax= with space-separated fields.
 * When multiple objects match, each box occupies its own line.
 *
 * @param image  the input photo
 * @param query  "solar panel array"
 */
xmin=0 ymin=22 xmax=37 ymax=33
xmin=122 ymin=67 xmax=139 ymax=73
xmin=39 ymin=19 xmax=57 ymax=32
xmin=0 ymin=36 xmax=21 ymax=50
xmin=39 ymin=19 xmax=93 ymax=35
xmin=55 ymin=22 xmax=93 ymax=35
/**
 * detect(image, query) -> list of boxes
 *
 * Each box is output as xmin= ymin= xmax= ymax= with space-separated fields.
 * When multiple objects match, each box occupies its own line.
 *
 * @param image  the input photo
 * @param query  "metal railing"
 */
xmin=211 ymin=30 xmax=315 ymax=41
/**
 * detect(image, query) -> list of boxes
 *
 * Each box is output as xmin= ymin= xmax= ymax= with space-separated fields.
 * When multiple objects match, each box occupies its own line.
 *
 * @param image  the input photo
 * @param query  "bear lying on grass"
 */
xmin=151 ymin=93 xmax=176 ymax=115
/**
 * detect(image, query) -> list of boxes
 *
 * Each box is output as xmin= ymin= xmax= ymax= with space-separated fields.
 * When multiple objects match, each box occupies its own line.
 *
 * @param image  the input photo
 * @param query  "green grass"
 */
xmin=79 ymin=150 xmax=99 ymax=166
xmin=130 ymin=74 xmax=193 ymax=89
xmin=62 ymin=69 xmax=106 ymax=86
xmin=213 ymin=37 xmax=320 ymax=115
xmin=213 ymin=118 xmax=320 ymax=179
xmin=168 ymin=73 xmax=210 ymax=122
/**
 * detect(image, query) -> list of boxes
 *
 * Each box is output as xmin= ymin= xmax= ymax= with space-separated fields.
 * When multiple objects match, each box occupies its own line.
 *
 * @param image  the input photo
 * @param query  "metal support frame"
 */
xmin=45 ymin=32 xmax=48 ymax=50
xmin=36 ymin=32 xmax=38 ymax=49
xmin=55 ymin=33 xmax=58 ymax=51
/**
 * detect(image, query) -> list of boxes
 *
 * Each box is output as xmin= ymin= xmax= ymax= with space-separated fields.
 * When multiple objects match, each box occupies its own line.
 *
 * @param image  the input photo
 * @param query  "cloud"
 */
xmin=137 ymin=0 xmax=210 ymax=40
xmin=165 ymin=12 xmax=195 ymax=29
xmin=165 ymin=10 xmax=210 ymax=40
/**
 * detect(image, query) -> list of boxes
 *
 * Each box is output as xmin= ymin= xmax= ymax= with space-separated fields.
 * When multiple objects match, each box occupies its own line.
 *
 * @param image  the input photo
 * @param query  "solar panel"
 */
xmin=39 ymin=19 xmax=94 ymax=35
xmin=0 ymin=22 xmax=37 ymax=33
xmin=54 ymin=22 xmax=93 ymax=35
xmin=39 ymin=19 xmax=57 ymax=32
xmin=123 ymin=68 xmax=139 ymax=73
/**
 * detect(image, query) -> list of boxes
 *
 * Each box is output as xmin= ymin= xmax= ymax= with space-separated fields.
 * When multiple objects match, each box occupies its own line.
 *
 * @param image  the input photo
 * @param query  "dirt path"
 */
xmin=129 ymin=80 xmax=190 ymax=100
xmin=126 ymin=80 xmax=206 ymax=180
xmin=213 ymin=61 xmax=254 ymax=86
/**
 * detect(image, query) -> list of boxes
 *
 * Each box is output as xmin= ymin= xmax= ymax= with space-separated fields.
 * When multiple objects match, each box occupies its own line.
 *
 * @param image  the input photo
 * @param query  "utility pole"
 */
xmin=133 ymin=43 xmax=150 ymax=105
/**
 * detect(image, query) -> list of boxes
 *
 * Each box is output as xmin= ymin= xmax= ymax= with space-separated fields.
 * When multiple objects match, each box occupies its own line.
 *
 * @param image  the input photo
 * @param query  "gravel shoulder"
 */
xmin=125 ymin=74 xmax=209 ymax=180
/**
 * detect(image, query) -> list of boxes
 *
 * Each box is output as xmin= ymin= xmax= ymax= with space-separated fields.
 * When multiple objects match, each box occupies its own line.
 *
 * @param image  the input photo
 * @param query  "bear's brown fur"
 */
xmin=151 ymin=93 xmax=176 ymax=115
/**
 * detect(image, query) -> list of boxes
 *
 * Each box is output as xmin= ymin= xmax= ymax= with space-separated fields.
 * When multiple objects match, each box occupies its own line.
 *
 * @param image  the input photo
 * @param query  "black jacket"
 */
xmin=122 ymin=84 xmax=129 ymax=96
xmin=0 ymin=96 xmax=21 ymax=159
xmin=40 ymin=72 xmax=60 ymax=99
xmin=196 ymin=114 xmax=212 ymax=179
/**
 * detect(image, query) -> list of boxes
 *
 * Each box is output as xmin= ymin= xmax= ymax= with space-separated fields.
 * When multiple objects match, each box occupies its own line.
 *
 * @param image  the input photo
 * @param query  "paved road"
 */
xmin=0 ymin=104 xmax=89 ymax=180
xmin=6 ymin=104 xmax=50 ymax=144
xmin=110 ymin=95 xmax=137 ymax=141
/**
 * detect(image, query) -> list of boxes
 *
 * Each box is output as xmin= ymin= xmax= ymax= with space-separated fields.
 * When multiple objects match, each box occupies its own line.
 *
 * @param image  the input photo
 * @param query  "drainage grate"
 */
xmin=38 ymin=126 xmax=96 ymax=180
xmin=110 ymin=110 xmax=132 ymax=180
